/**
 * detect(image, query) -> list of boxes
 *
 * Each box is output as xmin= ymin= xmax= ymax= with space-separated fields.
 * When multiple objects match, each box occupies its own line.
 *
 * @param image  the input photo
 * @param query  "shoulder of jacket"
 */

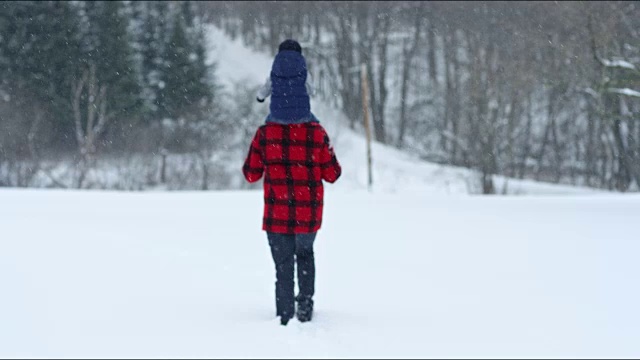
xmin=257 ymin=124 xmax=269 ymax=134
xmin=308 ymin=121 xmax=325 ymax=131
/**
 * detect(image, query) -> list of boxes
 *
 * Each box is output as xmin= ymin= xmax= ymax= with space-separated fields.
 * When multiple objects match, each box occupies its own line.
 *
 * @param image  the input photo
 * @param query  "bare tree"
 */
xmin=71 ymin=63 xmax=112 ymax=189
xmin=194 ymin=1 xmax=640 ymax=192
xmin=373 ymin=12 xmax=391 ymax=144
xmin=396 ymin=3 xmax=424 ymax=149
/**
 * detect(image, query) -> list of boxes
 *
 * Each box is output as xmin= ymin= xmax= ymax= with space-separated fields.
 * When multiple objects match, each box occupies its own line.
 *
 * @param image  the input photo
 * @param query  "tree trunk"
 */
xmin=373 ymin=15 xmax=390 ymax=144
xmin=441 ymin=32 xmax=452 ymax=154
xmin=396 ymin=8 xmax=423 ymax=148
xmin=585 ymin=101 xmax=596 ymax=186
xmin=506 ymin=93 xmax=519 ymax=178
xmin=518 ymin=92 xmax=534 ymax=179
xmin=534 ymin=92 xmax=556 ymax=181
xmin=550 ymin=111 xmax=562 ymax=183
xmin=333 ymin=11 xmax=358 ymax=127
xmin=610 ymin=111 xmax=640 ymax=191
xmin=71 ymin=63 xmax=110 ymax=189
xmin=427 ymin=19 xmax=438 ymax=87
xmin=449 ymin=30 xmax=461 ymax=164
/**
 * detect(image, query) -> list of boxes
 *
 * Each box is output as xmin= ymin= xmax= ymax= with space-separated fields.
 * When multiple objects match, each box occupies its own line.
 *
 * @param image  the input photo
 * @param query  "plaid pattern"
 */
xmin=243 ymin=122 xmax=341 ymax=234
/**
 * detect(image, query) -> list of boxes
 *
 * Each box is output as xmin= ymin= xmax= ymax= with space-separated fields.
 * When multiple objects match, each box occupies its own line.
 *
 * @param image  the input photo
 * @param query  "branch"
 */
xmin=27 ymin=110 xmax=43 ymax=161
xmin=587 ymin=14 xmax=604 ymax=67
xmin=93 ymin=85 xmax=110 ymax=137
xmin=72 ymin=70 xmax=89 ymax=148
xmin=86 ymin=64 xmax=97 ymax=144
xmin=39 ymin=164 xmax=70 ymax=189
xmin=440 ymin=130 xmax=471 ymax=157
xmin=607 ymin=88 xmax=640 ymax=98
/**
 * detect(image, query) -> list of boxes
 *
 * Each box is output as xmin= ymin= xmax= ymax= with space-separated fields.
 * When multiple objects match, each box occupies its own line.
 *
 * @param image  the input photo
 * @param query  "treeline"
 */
xmin=209 ymin=1 xmax=640 ymax=192
xmin=0 ymin=1 xmax=220 ymax=188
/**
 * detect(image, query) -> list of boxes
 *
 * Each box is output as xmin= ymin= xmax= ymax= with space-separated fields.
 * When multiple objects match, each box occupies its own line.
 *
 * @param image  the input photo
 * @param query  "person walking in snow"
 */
xmin=243 ymin=39 xmax=341 ymax=326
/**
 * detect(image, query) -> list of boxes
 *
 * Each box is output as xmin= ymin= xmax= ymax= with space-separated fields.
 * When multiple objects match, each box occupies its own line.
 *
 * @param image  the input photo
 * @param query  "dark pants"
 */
xmin=267 ymin=232 xmax=316 ymax=319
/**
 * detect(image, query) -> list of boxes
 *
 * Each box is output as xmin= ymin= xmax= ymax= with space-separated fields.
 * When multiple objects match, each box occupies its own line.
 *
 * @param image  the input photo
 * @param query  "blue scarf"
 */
xmin=265 ymin=113 xmax=319 ymax=124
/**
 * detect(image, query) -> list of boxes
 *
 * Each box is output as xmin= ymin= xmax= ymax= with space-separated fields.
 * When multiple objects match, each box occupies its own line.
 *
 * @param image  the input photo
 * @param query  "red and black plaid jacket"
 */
xmin=243 ymin=122 xmax=341 ymax=234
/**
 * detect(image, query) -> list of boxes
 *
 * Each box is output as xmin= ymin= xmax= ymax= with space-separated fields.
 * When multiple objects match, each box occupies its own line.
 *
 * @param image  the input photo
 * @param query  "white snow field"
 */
xmin=1 ymin=25 xmax=639 ymax=358
xmin=1 ymin=190 xmax=639 ymax=358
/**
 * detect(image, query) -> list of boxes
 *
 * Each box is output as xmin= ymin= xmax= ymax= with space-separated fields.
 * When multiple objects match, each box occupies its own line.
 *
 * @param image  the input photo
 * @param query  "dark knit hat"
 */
xmin=278 ymin=39 xmax=302 ymax=53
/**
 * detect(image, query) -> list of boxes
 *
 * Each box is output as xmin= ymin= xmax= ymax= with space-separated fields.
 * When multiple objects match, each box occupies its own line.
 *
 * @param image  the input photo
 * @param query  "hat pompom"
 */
xmin=278 ymin=39 xmax=302 ymax=53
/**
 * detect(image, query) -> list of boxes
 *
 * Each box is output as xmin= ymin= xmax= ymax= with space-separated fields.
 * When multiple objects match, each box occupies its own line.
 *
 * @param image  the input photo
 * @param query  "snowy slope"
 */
xmin=1 ymin=189 xmax=639 ymax=358
xmin=206 ymin=25 xmax=601 ymax=196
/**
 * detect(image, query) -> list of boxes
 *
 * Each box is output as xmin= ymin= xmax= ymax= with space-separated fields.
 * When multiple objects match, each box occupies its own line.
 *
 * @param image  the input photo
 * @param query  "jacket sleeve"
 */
xmin=242 ymin=128 xmax=265 ymax=183
xmin=256 ymin=77 xmax=271 ymax=102
xmin=320 ymin=131 xmax=341 ymax=183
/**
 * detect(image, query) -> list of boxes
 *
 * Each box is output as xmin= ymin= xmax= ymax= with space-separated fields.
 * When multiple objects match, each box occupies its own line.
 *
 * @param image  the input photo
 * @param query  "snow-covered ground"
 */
xmin=1 ymin=189 xmax=639 ymax=358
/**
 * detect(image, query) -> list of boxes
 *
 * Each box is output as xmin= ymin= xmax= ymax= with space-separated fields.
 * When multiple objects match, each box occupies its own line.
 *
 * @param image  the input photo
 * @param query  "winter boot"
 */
xmin=280 ymin=316 xmax=291 ymax=326
xmin=296 ymin=295 xmax=314 ymax=322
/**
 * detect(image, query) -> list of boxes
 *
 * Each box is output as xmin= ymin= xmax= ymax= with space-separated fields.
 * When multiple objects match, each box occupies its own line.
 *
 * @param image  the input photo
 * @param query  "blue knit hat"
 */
xmin=269 ymin=47 xmax=310 ymax=122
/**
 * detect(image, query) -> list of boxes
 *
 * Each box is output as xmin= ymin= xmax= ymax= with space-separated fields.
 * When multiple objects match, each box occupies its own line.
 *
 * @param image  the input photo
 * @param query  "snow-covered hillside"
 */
xmin=206 ymin=25 xmax=601 ymax=196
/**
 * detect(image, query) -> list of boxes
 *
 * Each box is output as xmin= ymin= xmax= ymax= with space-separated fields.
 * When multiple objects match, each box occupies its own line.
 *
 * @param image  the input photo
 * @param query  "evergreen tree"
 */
xmin=82 ymin=1 xmax=142 ymax=127
xmin=163 ymin=16 xmax=193 ymax=120
xmin=160 ymin=3 xmax=213 ymax=121
xmin=110 ymin=1 xmax=215 ymax=123
xmin=127 ymin=1 xmax=165 ymax=122
xmin=190 ymin=14 xmax=216 ymax=109
xmin=0 ymin=1 xmax=83 ymax=146
xmin=46 ymin=1 xmax=84 ymax=135
xmin=1 ymin=0 xmax=216 ymax=152
xmin=150 ymin=1 xmax=171 ymax=119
